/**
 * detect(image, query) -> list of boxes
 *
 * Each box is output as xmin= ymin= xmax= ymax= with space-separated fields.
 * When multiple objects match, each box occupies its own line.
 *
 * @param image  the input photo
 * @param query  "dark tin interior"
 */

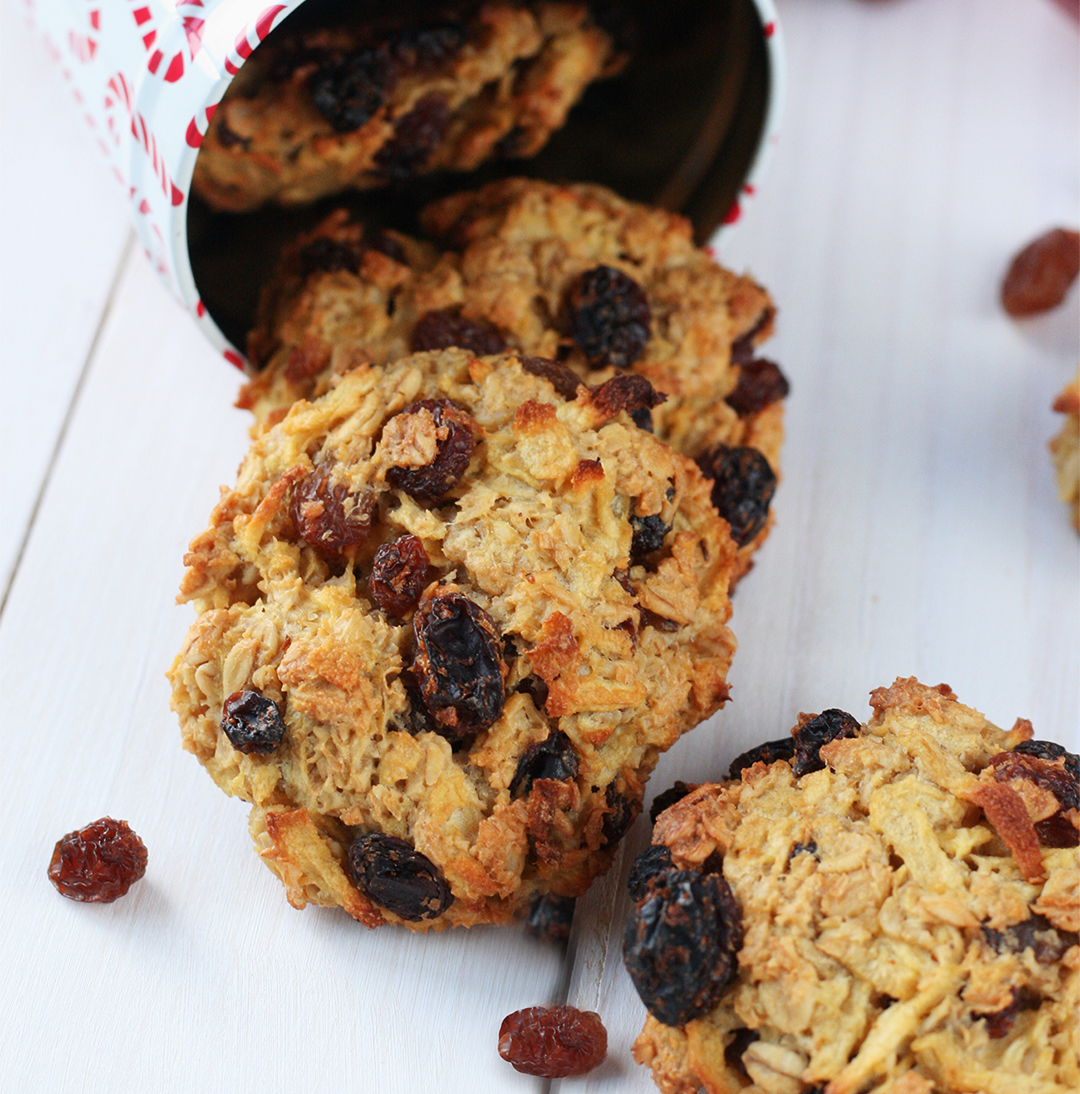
xmin=188 ymin=0 xmax=769 ymax=353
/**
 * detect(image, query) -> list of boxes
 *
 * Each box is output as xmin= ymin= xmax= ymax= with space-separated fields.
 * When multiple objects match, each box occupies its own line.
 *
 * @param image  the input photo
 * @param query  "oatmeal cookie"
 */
xmin=1050 ymin=371 xmax=1079 ymax=532
xmin=627 ymin=678 xmax=1079 ymax=1094
xmin=191 ymin=2 xmax=623 ymax=212
xmin=241 ymin=179 xmax=785 ymax=576
xmin=169 ymin=348 xmax=738 ymax=931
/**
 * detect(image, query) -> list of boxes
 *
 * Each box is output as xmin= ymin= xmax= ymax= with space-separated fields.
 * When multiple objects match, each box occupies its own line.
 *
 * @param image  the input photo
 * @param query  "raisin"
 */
xmin=725 ymin=359 xmax=790 ymax=417
xmin=368 ymin=230 xmax=407 ymax=265
xmin=221 ymin=690 xmax=287 ymax=754
xmin=649 ymin=781 xmax=698 ymax=823
xmin=613 ymin=567 xmax=634 ymax=596
xmin=788 ymin=840 xmax=819 ymax=865
xmin=697 ymin=445 xmax=777 ymax=548
xmin=374 ymin=92 xmax=451 ymax=179
xmin=291 ymin=462 xmax=375 ymax=556
xmin=792 ymin=709 xmax=860 ymax=777
xmin=602 ymin=783 xmax=639 ymax=845
xmin=524 ymin=892 xmax=576 ymax=943
xmin=395 ymin=673 xmax=437 ymax=736
xmin=299 ymin=236 xmax=367 ymax=277
xmin=520 ymin=355 xmax=583 ymax=399
xmin=368 ymin=534 xmax=429 ymax=616
xmin=730 ymin=308 xmax=775 ymax=366
xmin=627 ymin=845 xmax=674 ymax=901
xmin=510 ymin=731 xmax=579 ymax=798
xmin=1013 ymin=739 xmax=1079 ymax=783
xmin=623 ymin=870 xmax=743 ymax=1026
xmin=1001 ymin=228 xmax=1080 ymax=317
xmin=48 ymin=818 xmax=148 ymax=903
xmin=724 ymin=1027 xmax=760 ymax=1078
xmin=728 ymin=737 xmax=797 ymax=779
xmin=982 ymin=913 xmax=1079 ymax=964
xmin=309 ymin=47 xmax=394 ymax=132
xmin=629 ymin=513 xmax=671 ymax=561
xmin=385 ymin=399 xmax=476 ymax=499
xmin=979 ymin=995 xmax=1020 ymax=1039
xmin=347 ymin=833 xmax=452 ymax=921
xmin=589 ymin=373 xmax=666 ymax=420
xmin=514 ymin=674 xmax=549 ymax=713
xmin=498 ymin=1005 xmax=607 ymax=1077
xmin=1035 ymin=812 xmax=1079 ymax=848
xmin=390 ymin=24 xmax=468 ymax=77
xmin=412 ymin=590 xmax=504 ymax=746
xmin=410 ymin=308 xmax=508 ymax=356
xmin=989 ymin=749 xmax=1079 ymax=847
xmin=630 ymin=406 xmax=654 ymax=432
xmin=566 ymin=265 xmax=651 ymax=369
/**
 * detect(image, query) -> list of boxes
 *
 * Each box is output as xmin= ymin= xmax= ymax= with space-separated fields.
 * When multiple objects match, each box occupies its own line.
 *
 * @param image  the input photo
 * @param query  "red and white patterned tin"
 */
xmin=30 ymin=0 xmax=784 ymax=369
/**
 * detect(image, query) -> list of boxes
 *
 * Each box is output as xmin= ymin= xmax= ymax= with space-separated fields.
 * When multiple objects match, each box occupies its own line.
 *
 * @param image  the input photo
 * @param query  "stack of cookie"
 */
xmin=170 ymin=2 xmax=788 ymax=931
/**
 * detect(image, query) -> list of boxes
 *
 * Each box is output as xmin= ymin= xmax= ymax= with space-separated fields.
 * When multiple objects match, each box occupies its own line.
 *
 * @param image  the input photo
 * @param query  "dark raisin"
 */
xmin=368 ymin=230 xmax=407 ymax=265
xmin=623 ymin=870 xmax=743 ymax=1026
xmin=498 ymin=1005 xmax=607 ymax=1078
xmin=1013 ymin=739 xmax=1080 ymax=783
xmin=649 ymin=781 xmax=698 ymax=823
xmin=520 ymin=355 xmax=583 ymax=400
xmin=389 ymin=24 xmax=467 ymax=77
xmin=982 ymin=914 xmax=1079 ymax=964
xmin=728 ymin=737 xmax=798 ymax=779
xmin=309 ymin=47 xmax=394 ymax=132
xmin=396 ymin=673 xmax=437 ymax=737
xmin=1035 ymin=812 xmax=1079 ymax=848
xmin=724 ymin=1027 xmax=759 ymax=1078
xmin=630 ymin=407 xmax=654 ymax=431
xmin=1002 ymin=228 xmax=1080 ymax=317
xmin=410 ymin=308 xmax=508 ymax=356
xmin=697 ymin=445 xmax=777 ymax=548
xmin=602 ymin=783 xmax=639 ymax=845
xmin=374 ymin=92 xmax=451 ymax=179
xmin=347 ymin=833 xmax=452 ymax=921
xmin=980 ymin=995 xmax=1020 ymax=1039
xmin=787 ymin=840 xmax=819 ymax=865
xmin=725 ymin=359 xmax=790 ymax=417
xmin=566 ymin=265 xmax=651 ymax=369
xmin=221 ymin=690 xmax=287 ymax=754
xmin=589 ymin=373 xmax=666 ymax=419
xmin=730 ymin=308 xmax=775 ymax=366
xmin=640 ymin=609 xmax=681 ymax=633
xmin=368 ymin=534 xmax=429 ymax=616
xmin=514 ymin=674 xmax=549 ymax=713
xmin=386 ymin=399 xmax=476 ymax=500
xmin=990 ymin=751 xmax=1079 ymax=811
xmin=299 ymin=236 xmax=366 ymax=277
xmin=630 ymin=513 xmax=671 ymax=561
xmin=291 ymin=462 xmax=375 ymax=556
xmin=510 ymin=731 xmax=579 ymax=798
xmin=412 ymin=591 xmax=504 ymax=747
xmin=792 ymin=709 xmax=860 ymax=777
xmin=48 ymin=818 xmax=148 ymax=903
xmin=613 ymin=567 xmax=634 ymax=596
xmin=627 ymin=845 xmax=674 ymax=901
xmin=524 ymin=892 xmax=576 ymax=944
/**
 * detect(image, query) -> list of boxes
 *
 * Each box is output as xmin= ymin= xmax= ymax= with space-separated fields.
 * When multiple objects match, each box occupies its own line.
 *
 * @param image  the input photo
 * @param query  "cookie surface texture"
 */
xmin=169 ymin=349 xmax=738 ymax=930
xmin=1050 ymin=370 xmax=1079 ymax=532
xmin=191 ymin=2 xmax=620 ymax=212
xmin=242 ymin=179 xmax=785 ymax=576
xmin=630 ymin=678 xmax=1079 ymax=1094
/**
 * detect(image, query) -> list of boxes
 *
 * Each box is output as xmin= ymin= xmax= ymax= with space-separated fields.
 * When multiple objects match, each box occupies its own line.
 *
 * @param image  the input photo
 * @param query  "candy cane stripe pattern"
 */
xmin=224 ymin=4 xmax=286 ymax=75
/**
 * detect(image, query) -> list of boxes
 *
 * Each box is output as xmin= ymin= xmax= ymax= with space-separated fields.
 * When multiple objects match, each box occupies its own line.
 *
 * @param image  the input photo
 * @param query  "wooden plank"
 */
xmin=0 ymin=3 xmax=132 ymax=595
xmin=560 ymin=0 xmax=1079 ymax=1089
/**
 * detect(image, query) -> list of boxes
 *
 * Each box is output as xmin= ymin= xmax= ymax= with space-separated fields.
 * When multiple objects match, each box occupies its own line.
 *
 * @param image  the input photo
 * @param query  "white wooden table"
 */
xmin=2 ymin=1 xmax=1077 ymax=1091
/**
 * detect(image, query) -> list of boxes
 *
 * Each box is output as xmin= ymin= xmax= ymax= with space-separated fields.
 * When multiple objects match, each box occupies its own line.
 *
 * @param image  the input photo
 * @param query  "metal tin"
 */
xmin=32 ymin=0 xmax=783 ymax=369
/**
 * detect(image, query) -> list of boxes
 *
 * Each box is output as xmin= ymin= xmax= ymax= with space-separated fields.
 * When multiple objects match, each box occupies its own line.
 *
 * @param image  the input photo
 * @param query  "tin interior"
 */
xmin=188 ymin=0 xmax=769 ymax=353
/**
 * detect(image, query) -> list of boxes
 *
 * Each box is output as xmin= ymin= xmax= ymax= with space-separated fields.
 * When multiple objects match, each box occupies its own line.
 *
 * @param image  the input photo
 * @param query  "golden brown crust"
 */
xmin=633 ymin=678 xmax=1079 ymax=1093
xmin=170 ymin=348 xmax=738 ymax=930
xmin=1050 ymin=370 xmax=1079 ymax=532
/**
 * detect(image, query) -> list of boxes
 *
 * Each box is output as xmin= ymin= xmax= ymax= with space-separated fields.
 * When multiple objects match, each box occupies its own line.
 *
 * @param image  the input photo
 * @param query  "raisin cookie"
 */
xmin=192 ymin=2 xmax=623 ymax=212
xmin=169 ymin=348 xmax=738 ymax=930
xmin=1050 ymin=371 xmax=1079 ymax=532
xmin=626 ymin=678 xmax=1078 ymax=1094
xmin=242 ymin=179 xmax=786 ymax=576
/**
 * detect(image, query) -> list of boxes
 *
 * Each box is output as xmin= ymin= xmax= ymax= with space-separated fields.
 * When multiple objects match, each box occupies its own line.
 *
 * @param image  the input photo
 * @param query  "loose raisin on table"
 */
xmin=520 ymin=355 xmax=583 ymax=399
xmin=649 ymin=781 xmax=698 ymax=823
xmin=627 ymin=845 xmax=674 ymax=901
xmin=1001 ymin=228 xmax=1080 ymax=317
xmin=412 ymin=590 xmax=504 ymax=747
xmin=728 ymin=737 xmax=798 ymax=779
xmin=629 ymin=513 xmax=671 ymax=561
xmin=386 ymin=399 xmax=476 ymax=499
xmin=221 ymin=690 xmax=287 ymax=754
xmin=48 ymin=818 xmax=147 ymax=903
xmin=510 ymin=731 xmax=579 ymax=798
xmin=524 ymin=892 xmax=576 ymax=943
xmin=374 ymin=92 xmax=451 ymax=179
xmin=498 ymin=1005 xmax=607 ymax=1077
xmin=982 ymin=913 xmax=1079 ymax=964
xmin=623 ymin=869 xmax=743 ymax=1026
xmin=566 ymin=265 xmax=651 ymax=369
xmin=347 ymin=832 xmax=452 ymax=920
xmin=368 ymin=534 xmax=429 ymax=616
xmin=291 ymin=462 xmax=375 ymax=556
xmin=309 ymin=46 xmax=395 ymax=132
xmin=697 ymin=445 xmax=777 ymax=547
xmin=725 ymin=359 xmax=790 ymax=417
xmin=410 ymin=308 xmax=508 ymax=356
xmin=791 ymin=709 xmax=860 ymax=776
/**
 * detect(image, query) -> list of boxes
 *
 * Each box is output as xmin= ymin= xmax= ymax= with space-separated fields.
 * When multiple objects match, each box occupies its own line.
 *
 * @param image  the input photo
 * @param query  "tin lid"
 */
xmin=186 ymin=0 xmax=783 ymax=353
